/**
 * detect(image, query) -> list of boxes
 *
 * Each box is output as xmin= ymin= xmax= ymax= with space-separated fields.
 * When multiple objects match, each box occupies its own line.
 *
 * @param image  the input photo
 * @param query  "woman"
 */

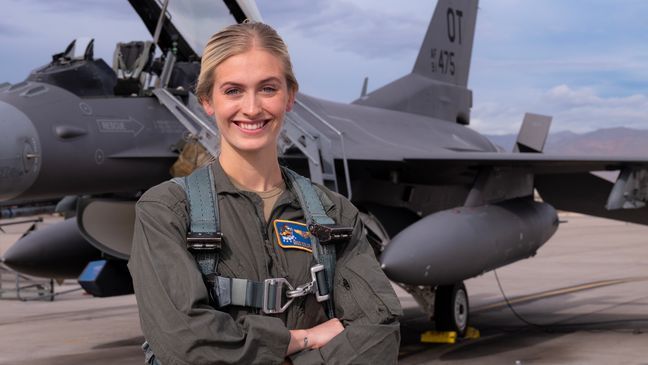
xmin=129 ymin=22 xmax=401 ymax=364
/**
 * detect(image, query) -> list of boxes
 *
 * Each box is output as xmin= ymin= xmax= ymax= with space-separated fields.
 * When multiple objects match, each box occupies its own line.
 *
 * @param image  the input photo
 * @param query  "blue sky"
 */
xmin=2 ymin=0 xmax=647 ymax=134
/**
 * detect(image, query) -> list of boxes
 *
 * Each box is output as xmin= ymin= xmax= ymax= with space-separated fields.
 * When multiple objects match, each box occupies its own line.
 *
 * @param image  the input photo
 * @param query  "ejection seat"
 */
xmin=112 ymin=41 xmax=154 ymax=95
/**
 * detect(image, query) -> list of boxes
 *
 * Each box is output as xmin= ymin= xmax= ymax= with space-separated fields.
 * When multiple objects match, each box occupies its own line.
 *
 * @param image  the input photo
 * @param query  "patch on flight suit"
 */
xmin=273 ymin=220 xmax=312 ymax=253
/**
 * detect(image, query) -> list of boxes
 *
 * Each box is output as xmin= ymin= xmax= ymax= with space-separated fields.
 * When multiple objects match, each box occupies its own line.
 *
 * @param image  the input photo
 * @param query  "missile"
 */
xmin=380 ymin=198 xmax=559 ymax=286
xmin=2 ymin=218 xmax=102 ymax=278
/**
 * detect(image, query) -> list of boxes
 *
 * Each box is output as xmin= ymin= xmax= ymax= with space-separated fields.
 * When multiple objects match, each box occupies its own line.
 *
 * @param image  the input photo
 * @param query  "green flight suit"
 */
xmin=128 ymin=161 xmax=402 ymax=364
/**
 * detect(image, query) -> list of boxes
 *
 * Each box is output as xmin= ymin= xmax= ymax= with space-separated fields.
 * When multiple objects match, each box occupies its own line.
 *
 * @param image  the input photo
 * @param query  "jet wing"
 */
xmin=405 ymin=154 xmax=648 ymax=226
xmin=404 ymin=153 xmax=648 ymax=174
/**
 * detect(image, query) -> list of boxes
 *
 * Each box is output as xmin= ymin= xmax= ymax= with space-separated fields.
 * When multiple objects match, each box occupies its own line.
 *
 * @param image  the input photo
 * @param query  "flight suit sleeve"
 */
xmin=128 ymin=182 xmax=291 ymax=365
xmin=290 ymin=193 xmax=402 ymax=365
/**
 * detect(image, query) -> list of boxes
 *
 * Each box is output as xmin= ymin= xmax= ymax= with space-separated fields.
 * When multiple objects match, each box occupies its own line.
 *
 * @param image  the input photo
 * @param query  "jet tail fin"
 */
xmin=412 ymin=0 xmax=478 ymax=87
xmin=353 ymin=0 xmax=478 ymax=124
xmin=513 ymin=113 xmax=552 ymax=153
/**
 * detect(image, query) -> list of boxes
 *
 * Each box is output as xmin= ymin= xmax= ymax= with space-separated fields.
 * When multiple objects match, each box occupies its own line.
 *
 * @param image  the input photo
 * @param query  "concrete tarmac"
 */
xmin=1 ymin=214 xmax=647 ymax=364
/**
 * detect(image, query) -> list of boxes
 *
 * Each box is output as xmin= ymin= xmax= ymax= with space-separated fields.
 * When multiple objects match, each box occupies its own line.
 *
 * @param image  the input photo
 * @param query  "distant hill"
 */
xmin=486 ymin=127 xmax=648 ymax=156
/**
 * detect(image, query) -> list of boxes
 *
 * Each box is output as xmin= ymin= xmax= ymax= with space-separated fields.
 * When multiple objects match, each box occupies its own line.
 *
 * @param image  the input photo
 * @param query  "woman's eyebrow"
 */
xmin=259 ymin=77 xmax=282 ymax=84
xmin=217 ymin=77 xmax=282 ymax=89
xmin=218 ymin=81 xmax=244 ymax=88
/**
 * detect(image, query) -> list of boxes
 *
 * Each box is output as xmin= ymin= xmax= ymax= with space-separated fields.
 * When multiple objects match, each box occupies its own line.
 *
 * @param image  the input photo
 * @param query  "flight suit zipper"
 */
xmin=239 ymin=192 xmax=272 ymax=279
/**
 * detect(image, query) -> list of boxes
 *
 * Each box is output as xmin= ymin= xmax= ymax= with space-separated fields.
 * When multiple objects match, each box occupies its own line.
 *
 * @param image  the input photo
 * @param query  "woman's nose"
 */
xmin=242 ymin=93 xmax=262 ymax=117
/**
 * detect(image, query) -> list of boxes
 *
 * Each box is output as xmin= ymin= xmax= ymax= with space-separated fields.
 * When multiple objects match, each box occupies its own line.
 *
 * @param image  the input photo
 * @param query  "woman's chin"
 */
xmin=225 ymin=141 xmax=276 ymax=155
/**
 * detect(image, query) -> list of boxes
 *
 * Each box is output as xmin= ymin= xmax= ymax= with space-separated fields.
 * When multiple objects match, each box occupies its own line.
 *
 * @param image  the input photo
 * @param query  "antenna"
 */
xmin=360 ymin=77 xmax=368 ymax=98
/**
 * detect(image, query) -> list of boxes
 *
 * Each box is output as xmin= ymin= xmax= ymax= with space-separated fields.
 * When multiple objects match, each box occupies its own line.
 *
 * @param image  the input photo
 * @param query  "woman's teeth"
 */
xmin=238 ymin=121 xmax=266 ymax=130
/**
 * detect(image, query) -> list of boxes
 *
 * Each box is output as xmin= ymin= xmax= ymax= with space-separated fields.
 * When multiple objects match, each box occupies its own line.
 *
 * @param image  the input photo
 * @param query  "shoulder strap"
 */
xmin=283 ymin=168 xmax=342 ymax=318
xmin=172 ymin=166 xmax=221 ymax=278
xmin=185 ymin=166 xmax=219 ymax=236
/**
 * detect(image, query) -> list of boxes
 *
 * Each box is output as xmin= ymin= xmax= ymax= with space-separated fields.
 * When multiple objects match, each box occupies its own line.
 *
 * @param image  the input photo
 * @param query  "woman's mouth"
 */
xmin=233 ymin=120 xmax=270 ymax=132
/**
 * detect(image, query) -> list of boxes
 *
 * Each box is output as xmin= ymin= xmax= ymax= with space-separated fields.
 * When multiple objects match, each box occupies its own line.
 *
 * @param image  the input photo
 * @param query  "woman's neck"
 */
xmin=218 ymin=144 xmax=283 ymax=192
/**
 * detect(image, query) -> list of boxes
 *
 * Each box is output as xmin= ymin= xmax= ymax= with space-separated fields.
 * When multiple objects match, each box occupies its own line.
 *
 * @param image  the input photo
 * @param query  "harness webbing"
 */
xmin=179 ymin=167 xmax=220 ymax=276
xmin=283 ymin=169 xmax=337 ymax=318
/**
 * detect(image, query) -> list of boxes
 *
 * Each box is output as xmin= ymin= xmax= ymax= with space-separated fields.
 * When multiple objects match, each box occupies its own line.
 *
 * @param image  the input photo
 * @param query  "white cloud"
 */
xmin=544 ymin=84 xmax=600 ymax=107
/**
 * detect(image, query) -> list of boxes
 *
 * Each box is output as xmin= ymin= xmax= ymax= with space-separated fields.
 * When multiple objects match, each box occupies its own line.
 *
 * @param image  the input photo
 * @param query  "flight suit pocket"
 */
xmin=336 ymin=253 xmax=402 ymax=325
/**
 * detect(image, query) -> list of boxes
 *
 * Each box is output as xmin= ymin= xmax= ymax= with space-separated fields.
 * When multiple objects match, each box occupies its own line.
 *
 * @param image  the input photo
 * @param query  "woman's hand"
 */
xmin=286 ymin=318 xmax=344 ymax=355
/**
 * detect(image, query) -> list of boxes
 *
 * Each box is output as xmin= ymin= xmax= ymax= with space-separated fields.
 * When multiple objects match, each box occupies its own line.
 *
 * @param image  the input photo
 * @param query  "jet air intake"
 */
xmin=0 ymin=100 xmax=40 ymax=201
xmin=380 ymin=198 xmax=559 ymax=286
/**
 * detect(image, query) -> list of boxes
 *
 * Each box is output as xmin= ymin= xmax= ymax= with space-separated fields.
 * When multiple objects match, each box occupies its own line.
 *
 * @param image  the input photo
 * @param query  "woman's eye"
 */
xmin=261 ymin=86 xmax=277 ymax=94
xmin=225 ymin=88 xmax=242 ymax=96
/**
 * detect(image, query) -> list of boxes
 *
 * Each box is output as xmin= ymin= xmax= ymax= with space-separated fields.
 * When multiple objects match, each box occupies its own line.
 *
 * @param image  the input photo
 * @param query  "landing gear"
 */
xmin=401 ymin=281 xmax=472 ymax=339
xmin=434 ymin=282 xmax=469 ymax=336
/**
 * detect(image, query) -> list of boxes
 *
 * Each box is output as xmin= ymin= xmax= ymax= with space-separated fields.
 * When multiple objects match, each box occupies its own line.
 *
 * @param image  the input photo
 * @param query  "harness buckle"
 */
xmin=186 ymin=232 xmax=223 ymax=251
xmin=309 ymin=224 xmax=353 ymax=244
xmin=310 ymin=264 xmax=330 ymax=302
xmin=262 ymin=278 xmax=294 ymax=314
xmin=262 ymin=267 xmax=330 ymax=314
xmin=286 ymin=281 xmax=314 ymax=299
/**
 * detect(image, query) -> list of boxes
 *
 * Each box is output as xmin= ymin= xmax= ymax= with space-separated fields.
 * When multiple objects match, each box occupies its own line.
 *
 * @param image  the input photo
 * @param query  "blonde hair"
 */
xmin=196 ymin=22 xmax=299 ymax=103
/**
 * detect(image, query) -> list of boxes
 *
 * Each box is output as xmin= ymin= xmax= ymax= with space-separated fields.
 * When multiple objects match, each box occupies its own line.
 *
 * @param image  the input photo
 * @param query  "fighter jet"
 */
xmin=3 ymin=0 xmax=648 ymax=335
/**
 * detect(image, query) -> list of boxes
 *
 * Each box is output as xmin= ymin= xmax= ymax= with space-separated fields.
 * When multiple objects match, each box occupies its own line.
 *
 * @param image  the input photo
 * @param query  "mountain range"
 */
xmin=485 ymin=127 xmax=648 ymax=156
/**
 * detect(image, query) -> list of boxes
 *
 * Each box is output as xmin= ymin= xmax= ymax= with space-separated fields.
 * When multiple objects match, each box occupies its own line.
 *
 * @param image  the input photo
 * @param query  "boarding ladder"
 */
xmin=153 ymin=88 xmax=352 ymax=198
xmin=152 ymin=88 xmax=220 ymax=157
xmin=280 ymin=100 xmax=351 ymax=197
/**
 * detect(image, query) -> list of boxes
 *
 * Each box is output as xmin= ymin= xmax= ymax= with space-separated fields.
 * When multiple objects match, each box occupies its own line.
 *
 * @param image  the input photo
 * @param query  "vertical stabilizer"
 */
xmin=353 ymin=0 xmax=478 ymax=124
xmin=412 ymin=0 xmax=478 ymax=87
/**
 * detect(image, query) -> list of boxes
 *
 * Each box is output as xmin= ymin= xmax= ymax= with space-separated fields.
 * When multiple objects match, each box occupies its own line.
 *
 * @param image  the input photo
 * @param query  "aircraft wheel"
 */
xmin=434 ymin=282 xmax=469 ymax=336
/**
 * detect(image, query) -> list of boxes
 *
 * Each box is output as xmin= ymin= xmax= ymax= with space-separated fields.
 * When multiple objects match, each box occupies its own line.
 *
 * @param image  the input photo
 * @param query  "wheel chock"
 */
xmin=420 ymin=327 xmax=480 ymax=344
xmin=464 ymin=326 xmax=480 ymax=340
xmin=420 ymin=330 xmax=457 ymax=344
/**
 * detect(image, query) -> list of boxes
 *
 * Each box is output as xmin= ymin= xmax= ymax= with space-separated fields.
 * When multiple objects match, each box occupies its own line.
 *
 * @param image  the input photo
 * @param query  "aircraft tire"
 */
xmin=434 ymin=282 xmax=469 ymax=336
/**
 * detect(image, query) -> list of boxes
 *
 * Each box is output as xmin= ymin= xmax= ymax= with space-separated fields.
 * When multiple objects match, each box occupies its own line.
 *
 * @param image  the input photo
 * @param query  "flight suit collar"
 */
xmin=209 ymin=159 xmax=301 ymax=209
xmin=209 ymin=160 xmax=240 ymax=194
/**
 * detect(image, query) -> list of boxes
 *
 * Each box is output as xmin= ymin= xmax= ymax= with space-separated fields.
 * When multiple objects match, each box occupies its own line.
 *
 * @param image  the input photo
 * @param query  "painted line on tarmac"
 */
xmin=473 ymin=276 xmax=648 ymax=313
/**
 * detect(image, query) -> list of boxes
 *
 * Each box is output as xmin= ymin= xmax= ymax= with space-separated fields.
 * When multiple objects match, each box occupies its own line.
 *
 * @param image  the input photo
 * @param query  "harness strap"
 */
xmin=172 ymin=166 xmax=221 ymax=284
xmin=283 ymin=169 xmax=338 ymax=318
xmin=209 ymin=274 xmax=321 ymax=314
xmin=185 ymin=166 xmax=219 ymax=234
xmin=209 ymin=276 xmax=265 ymax=309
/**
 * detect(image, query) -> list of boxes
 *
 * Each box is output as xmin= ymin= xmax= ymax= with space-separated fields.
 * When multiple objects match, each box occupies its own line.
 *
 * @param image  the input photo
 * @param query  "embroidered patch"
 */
xmin=273 ymin=219 xmax=312 ymax=253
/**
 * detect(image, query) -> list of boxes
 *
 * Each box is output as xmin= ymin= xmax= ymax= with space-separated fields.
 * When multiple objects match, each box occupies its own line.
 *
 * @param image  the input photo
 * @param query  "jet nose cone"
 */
xmin=379 ymin=234 xmax=423 ymax=284
xmin=0 ymin=99 xmax=41 ymax=201
xmin=2 ymin=219 xmax=102 ymax=279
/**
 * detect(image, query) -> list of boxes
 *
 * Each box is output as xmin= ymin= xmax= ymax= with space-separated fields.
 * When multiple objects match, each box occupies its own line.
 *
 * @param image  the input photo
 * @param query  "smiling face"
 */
xmin=201 ymin=48 xmax=295 ymax=156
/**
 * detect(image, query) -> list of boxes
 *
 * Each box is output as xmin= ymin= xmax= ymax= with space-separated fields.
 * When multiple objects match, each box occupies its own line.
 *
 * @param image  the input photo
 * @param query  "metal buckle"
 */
xmin=186 ymin=232 xmax=222 ymax=251
xmin=308 ymin=224 xmax=353 ymax=244
xmin=286 ymin=281 xmax=314 ymax=299
xmin=310 ymin=264 xmax=330 ymax=302
xmin=262 ymin=278 xmax=294 ymax=314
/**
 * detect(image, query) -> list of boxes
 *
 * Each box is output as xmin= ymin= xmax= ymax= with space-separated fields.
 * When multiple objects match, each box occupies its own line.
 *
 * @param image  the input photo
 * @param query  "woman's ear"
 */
xmin=286 ymin=89 xmax=296 ymax=112
xmin=201 ymin=98 xmax=215 ymax=116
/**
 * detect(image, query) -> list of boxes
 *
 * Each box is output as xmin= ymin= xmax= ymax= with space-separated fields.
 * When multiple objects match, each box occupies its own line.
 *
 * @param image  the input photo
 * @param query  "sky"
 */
xmin=1 ymin=0 xmax=647 ymax=135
